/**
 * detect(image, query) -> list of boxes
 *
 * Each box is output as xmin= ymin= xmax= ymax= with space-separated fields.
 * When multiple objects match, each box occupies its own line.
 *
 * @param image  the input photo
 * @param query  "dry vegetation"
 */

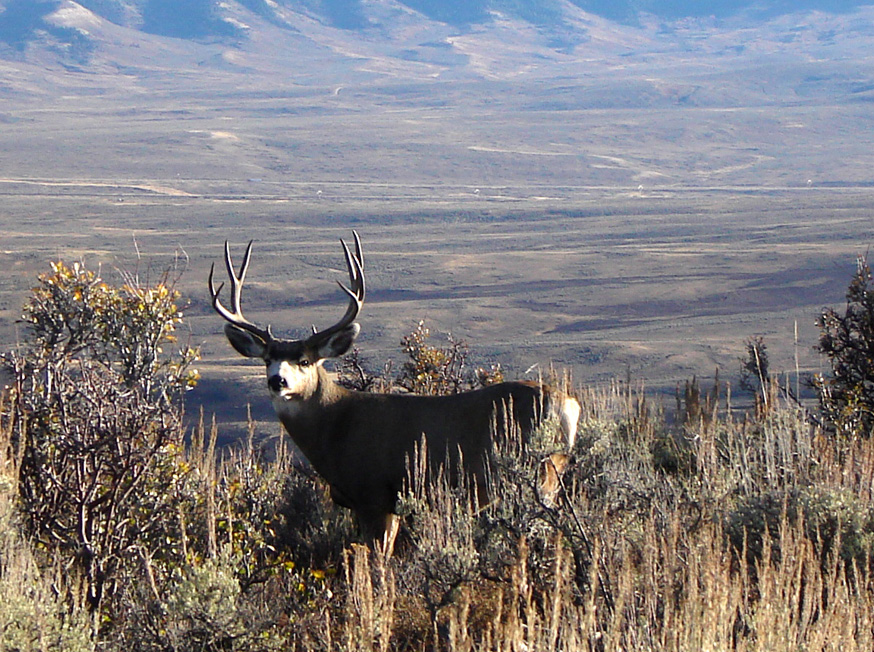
xmin=3 ymin=254 xmax=874 ymax=651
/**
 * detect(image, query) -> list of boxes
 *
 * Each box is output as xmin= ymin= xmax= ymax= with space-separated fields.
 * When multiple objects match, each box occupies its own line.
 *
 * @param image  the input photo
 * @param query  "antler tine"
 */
xmin=340 ymin=230 xmax=365 ymax=300
xmin=351 ymin=229 xmax=364 ymax=278
xmin=209 ymin=240 xmax=273 ymax=343
xmin=313 ymin=231 xmax=366 ymax=339
xmin=226 ymin=239 xmax=252 ymax=317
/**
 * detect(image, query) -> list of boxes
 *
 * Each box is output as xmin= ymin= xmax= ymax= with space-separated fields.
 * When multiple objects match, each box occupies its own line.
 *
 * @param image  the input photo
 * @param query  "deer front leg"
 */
xmin=356 ymin=508 xmax=400 ymax=558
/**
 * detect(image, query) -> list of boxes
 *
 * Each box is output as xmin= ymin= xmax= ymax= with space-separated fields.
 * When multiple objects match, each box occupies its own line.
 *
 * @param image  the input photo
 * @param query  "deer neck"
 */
xmin=270 ymin=365 xmax=351 ymax=473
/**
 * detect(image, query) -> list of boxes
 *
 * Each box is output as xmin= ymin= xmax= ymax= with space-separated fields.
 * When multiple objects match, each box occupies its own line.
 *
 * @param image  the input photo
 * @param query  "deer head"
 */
xmin=208 ymin=232 xmax=365 ymax=402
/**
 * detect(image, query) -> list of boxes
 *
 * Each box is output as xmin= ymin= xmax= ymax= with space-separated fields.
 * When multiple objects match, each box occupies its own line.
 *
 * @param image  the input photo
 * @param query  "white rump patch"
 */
xmin=560 ymin=397 xmax=580 ymax=449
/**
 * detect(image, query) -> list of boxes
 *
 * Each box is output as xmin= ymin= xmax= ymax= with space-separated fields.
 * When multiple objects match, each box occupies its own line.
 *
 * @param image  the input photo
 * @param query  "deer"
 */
xmin=209 ymin=232 xmax=580 ymax=554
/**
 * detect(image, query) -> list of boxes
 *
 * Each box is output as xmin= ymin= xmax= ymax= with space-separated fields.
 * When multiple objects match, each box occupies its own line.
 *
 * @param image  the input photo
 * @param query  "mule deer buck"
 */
xmin=209 ymin=233 xmax=580 ymax=554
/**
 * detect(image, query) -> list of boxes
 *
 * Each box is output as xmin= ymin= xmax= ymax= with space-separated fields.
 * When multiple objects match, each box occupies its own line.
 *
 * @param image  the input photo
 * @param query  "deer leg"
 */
xmin=381 ymin=513 xmax=400 ymax=558
xmin=357 ymin=508 xmax=399 ymax=557
xmin=537 ymin=453 xmax=570 ymax=507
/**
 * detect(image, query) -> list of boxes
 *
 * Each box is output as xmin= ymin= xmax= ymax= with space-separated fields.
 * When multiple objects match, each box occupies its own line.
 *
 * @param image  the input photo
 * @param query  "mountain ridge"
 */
xmin=1 ymin=0 xmax=872 ymax=85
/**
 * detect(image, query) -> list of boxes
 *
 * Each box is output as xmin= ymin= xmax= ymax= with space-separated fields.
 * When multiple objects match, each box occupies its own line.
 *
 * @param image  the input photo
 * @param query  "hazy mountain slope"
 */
xmin=0 ymin=0 xmax=74 ymax=50
xmin=4 ymin=0 xmax=869 ymax=84
xmin=3 ymin=0 xmax=873 ymax=60
xmin=139 ymin=0 xmax=240 ymax=39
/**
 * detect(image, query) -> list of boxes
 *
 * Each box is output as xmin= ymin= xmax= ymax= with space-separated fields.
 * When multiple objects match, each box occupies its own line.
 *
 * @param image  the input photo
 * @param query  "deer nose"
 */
xmin=267 ymin=375 xmax=287 ymax=392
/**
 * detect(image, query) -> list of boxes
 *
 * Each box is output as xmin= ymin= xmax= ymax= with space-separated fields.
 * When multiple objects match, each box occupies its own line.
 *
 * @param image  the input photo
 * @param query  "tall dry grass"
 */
xmin=0 ymin=394 xmax=95 ymax=651
xmin=272 ymin=380 xmax=874 ymax=651
xmin=3 ymin=379 xmax=874 ymax=651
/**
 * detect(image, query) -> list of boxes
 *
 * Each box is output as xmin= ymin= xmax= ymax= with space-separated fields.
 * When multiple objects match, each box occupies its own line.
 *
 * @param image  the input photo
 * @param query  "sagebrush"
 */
xmin=3 ymin=254 xmax=874 ymax=651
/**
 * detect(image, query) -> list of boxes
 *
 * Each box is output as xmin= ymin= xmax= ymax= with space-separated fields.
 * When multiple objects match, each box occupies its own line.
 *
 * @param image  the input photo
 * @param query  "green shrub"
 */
xmin=814 ymin=256 xmax=874 ymax=437
xmin=158 ymin=549 xmax=287 ymax=652
xmin=341 ymin=319 xmax=504 ymax=395
xmin=165 ymin=553 xmax=243 ymax=643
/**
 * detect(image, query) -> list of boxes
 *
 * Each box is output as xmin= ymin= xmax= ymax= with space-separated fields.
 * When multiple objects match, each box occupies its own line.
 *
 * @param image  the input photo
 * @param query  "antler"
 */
xmin=209 ymin=240 xmax=274 ymax=343
xmin=211 ymin=233 xmax=364 ymax=345
xmin=312 ymin=231 xmax=365 ymax=341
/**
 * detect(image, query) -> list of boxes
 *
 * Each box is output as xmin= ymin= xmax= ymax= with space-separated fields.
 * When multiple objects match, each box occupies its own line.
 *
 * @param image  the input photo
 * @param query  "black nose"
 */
xmin=268 ymin=375 xmax=286 ymax=392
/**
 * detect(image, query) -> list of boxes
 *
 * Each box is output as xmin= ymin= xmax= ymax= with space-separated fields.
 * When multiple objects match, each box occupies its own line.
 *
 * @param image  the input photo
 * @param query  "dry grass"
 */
xmin=249 ymin=381 xmax=874 ymax=651
xmin=0 ymin=395 xmax=95 ymax=651
xmin=3 ymin=378 xmax=874 ymax=651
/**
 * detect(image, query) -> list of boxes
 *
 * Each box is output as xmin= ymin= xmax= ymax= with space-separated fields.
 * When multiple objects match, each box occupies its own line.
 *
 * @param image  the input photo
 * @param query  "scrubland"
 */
xmin=2 ymin=254 xmax=874 ymax=652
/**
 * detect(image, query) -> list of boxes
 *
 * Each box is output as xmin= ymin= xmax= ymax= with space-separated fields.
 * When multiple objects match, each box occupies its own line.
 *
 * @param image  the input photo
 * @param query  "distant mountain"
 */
xmin=138 ymin=0 xmax=240 ymax=39
xmin=407 ymin=0 xmax=869 ymax=24
xmin=0 ymin=0 xmax=872 ymax=78
xmin=0 ymin=0 xmax=78 ymax=50
xmin=571 ymin=1 xmax=866 ymax=23
xmin=2 ymin=0 xmax=871 ymax=43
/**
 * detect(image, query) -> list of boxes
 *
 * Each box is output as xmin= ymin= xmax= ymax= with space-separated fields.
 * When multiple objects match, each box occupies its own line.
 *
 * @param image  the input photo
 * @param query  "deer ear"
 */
xmin=316 ymin=323 xmax=360 ymax=359
xmin=224 ymin=324 xmax=268 ymax=358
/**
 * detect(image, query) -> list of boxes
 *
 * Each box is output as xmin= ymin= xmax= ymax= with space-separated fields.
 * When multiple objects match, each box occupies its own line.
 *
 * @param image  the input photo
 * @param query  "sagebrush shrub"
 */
xmin=725 ymin=486 xmax=874 ymax=573
xmin=0 ymin=576 xmax=94 ymax=652
xmin=340 ymin=319 xmax=504 ymax=395
xmin=4 ymin=260 xmax=199 ymax=611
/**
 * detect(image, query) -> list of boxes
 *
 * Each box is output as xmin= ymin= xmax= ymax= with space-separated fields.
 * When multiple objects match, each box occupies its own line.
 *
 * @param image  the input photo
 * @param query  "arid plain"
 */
xmin=2 ymin=12 xmax=873 ymax=432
